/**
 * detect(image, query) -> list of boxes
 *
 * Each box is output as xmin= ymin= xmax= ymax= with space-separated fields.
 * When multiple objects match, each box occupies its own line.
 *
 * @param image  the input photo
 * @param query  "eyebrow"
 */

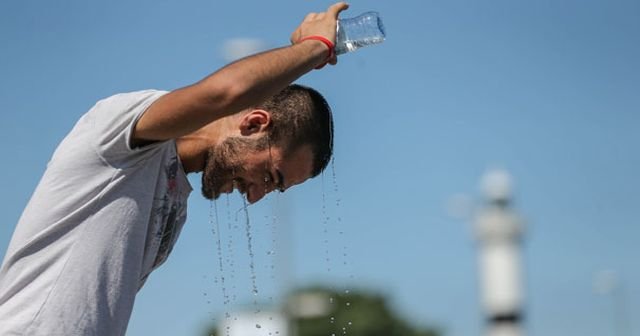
xmin=275 ymin=169 xmax=286 ymax=192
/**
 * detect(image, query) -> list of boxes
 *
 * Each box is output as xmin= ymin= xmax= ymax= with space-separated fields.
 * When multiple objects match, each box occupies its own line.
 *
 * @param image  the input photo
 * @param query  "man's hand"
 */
xmin=290 ymin=2 xmax=349 ymax=66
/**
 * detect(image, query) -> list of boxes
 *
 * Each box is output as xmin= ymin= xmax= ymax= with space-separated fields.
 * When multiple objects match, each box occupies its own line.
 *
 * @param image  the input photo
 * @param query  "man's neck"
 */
xmin=176 ymin=137 xmax=207 ymax=173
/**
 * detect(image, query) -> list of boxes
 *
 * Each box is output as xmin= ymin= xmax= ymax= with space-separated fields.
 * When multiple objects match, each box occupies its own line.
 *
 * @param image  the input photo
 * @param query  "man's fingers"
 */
xmin=327 ymin=2 xmax=349 ymax=19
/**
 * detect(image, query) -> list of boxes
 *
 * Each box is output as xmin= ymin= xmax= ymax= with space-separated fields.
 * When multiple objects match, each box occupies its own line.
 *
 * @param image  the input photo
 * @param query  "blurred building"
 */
xmin=475 ymin=170 xmax=526 ymax=336
xmin=217 ymin=310 xmax=289 ymax=336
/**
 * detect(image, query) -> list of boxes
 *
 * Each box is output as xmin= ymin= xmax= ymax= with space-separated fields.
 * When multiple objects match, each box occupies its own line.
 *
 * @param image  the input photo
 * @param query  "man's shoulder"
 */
xmin=96 ymin=89 xmax=169 ymax=107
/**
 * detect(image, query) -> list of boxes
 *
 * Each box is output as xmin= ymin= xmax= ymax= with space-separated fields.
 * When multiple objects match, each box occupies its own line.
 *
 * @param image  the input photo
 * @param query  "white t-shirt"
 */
xmin=0 ymin=90 xmax=193 ymax=335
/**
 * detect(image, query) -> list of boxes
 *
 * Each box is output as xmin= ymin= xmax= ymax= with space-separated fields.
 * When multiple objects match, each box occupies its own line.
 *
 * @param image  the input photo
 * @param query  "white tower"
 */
xmin=475 ymin=169 xmax=526 ymax=336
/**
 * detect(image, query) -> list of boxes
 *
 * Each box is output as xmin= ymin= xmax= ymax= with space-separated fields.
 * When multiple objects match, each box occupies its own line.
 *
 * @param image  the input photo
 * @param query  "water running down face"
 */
xmin=201 ymin=136 xmax=314 ymax=204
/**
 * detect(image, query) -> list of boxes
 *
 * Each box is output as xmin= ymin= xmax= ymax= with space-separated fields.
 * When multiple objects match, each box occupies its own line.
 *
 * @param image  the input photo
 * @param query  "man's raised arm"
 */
xmin=133 ymin=2 xmax=349 ymax=143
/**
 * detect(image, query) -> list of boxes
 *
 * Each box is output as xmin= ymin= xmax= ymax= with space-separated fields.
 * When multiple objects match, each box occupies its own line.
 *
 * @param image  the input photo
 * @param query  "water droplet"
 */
xmin=256 ymin=324 xmax=262 ymax=328
xmin=346 ymin=302 xmax=351 ymax=306
xmin=348 ymin=321 xmax=352 ymax=325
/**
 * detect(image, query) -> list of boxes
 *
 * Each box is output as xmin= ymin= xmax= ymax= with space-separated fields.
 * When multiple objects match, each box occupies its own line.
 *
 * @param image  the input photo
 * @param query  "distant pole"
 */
xmin=474 ymin=170 xmax=526 ymax=336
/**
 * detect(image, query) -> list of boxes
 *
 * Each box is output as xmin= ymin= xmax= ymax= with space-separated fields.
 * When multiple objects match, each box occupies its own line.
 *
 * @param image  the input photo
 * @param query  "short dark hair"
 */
xmin=256 ymin=84 xmax=334 ymax=177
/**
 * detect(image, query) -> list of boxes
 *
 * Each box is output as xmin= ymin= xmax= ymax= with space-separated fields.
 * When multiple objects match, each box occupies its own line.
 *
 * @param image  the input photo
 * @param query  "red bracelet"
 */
xmin=298 ymin=35 xmax=335 ymax=69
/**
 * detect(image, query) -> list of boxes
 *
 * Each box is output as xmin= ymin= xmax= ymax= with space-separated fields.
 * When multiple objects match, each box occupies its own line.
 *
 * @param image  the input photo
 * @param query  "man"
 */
xmin=0 ymin=2 xmax=349 ymax=335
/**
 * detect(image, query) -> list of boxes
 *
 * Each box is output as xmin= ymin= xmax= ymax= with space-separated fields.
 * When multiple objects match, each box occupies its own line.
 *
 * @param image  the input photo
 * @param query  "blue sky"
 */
xmin=1 ymin=0 xmax=639 ymax=335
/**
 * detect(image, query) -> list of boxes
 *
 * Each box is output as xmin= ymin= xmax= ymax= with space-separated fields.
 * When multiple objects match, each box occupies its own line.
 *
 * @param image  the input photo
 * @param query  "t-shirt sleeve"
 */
xmin=88 ymin=90 xmax=170 ymax=167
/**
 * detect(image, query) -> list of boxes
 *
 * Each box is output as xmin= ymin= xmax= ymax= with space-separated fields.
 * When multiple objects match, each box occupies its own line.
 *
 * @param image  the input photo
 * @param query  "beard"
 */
xmin=201 ymin=136 xmax=268 ymax=200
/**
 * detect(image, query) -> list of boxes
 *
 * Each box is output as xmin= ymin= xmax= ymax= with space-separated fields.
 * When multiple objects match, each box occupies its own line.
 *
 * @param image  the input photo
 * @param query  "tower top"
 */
xmin=481 ymin=169 xmax=513 ymax=204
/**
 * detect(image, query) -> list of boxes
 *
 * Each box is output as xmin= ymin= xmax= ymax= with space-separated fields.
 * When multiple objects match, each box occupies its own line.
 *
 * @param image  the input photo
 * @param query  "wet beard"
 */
xmin=202 ymin=143 xmax=240 ymax=200
xmin=201 ymin=152 xmax=238 ymax=200
xmin=201 ymin=136 xmax=265 ymax=200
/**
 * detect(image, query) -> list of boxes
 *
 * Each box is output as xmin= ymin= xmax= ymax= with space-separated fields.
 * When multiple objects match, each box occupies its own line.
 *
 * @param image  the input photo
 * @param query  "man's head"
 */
xmin=201 ymin=84 xmax=334 ymax=203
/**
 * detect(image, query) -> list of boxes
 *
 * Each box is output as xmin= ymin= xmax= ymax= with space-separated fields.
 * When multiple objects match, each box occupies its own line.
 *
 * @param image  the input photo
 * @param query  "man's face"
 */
xmin=202 ymin=136 xmax=314 ymax=204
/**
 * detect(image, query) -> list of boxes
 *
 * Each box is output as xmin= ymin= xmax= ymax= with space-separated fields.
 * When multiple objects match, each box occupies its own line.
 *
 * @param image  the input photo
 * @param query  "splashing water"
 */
xmin=210 ymin=200 xmax=231 ymax=334
xmin=224 ymin=194 xmax=238 ymax=304
xmin=241 ymin=194 xmax=260 ymax=312
xmin=320 ymin=171 xmax=338 ymax=327
xmin=331 ymin=158 xmax=355 ymax=334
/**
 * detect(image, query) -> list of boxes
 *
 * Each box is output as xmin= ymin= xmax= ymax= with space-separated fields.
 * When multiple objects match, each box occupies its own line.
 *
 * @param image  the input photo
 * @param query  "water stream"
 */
xmin=241 ymin=194 xmax=261 ymax=314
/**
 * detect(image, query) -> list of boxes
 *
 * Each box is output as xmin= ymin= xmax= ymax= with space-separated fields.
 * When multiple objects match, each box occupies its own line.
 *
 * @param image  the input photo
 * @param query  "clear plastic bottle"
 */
xmin=335 ymin=11 xmax=386 ymax=55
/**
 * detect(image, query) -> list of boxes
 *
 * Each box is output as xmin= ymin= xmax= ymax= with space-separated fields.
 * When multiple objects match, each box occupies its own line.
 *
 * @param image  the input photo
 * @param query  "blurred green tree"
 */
xmin=291 ymin=287 xmax=440 ymax=336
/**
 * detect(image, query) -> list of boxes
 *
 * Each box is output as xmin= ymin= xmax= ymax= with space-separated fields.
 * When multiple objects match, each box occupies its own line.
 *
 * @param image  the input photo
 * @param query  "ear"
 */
xmin=239 ymin=109 xmax=271 ymax=136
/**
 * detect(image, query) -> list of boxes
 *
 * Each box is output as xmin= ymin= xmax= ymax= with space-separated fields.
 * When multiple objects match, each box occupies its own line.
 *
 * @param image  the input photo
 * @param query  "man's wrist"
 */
xmin=296 ymin=35 xmax=335 ymax=69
